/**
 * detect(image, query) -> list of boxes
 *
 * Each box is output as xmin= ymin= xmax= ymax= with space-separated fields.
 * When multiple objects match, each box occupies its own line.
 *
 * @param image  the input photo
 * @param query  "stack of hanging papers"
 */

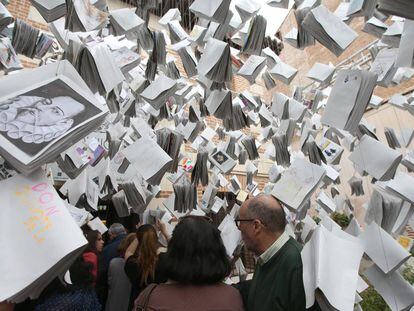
xmin=0 ymin=60 xmax=107 ymax=175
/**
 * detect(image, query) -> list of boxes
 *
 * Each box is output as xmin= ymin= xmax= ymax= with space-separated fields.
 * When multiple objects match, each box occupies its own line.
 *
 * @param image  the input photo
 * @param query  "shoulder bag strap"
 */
xmin=134 ymin=283 xmax=158 ymax=311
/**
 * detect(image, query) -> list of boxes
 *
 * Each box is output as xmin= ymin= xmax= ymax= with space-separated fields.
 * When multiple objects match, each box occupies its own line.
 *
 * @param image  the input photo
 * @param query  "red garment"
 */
xmin=82 ymin=252 xmax=98 ymax=286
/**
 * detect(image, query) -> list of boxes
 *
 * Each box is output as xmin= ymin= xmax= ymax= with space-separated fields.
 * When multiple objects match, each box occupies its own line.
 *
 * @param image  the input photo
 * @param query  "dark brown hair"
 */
xmin=165 ymin=216 xmax=231 ymax=284
xmin=84 ymin=230 xmax=101 ymax=254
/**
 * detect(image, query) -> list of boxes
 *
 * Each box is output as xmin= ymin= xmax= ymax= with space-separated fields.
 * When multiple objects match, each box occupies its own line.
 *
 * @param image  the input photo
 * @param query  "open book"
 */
xmin=302 ymin=225 xmax=364 ymax=311
xmin=321 ymin=69 xmax=377 ymax=133
xmin=0 ymin=60 xmax=107 ymax=175
xmin=364 ymin=264 xmax=414 ymax=311
xmin=0 ymin=170 xmax=87 ymax=302
xmin=189 ymin=0 xmax=231 ymax=24
xmin=122 ymin=137 xmax=173 ymax=186
xmin=360 ymin=221 xmax=410 ymax=274
xmin=377 ymin=0 xmax=414 ymax=21
xmin=271 ymin=158 xmax=326 ymax=211
xmin=349 ymin=135 xmax=402 ymax=181
xmin=302 ymin=5 xmax=358 ymax=57
xmin=31 ymin=0 xmax=66 ymax=23
xmin=197 ymin=38 xmax=233 ymax=83
xmin=396 ymin=19 xmax=414 ymax=69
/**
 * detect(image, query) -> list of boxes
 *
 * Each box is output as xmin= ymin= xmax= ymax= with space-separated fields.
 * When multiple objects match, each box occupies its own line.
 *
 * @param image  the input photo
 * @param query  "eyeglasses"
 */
xmin=234 ymin=218 xmax=256 ymax=229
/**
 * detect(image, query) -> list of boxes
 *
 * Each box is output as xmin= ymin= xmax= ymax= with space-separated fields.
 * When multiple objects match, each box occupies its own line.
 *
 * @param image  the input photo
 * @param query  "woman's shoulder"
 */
xmin=204 ymin=284 xmax=244 ymax=309
xmin=212 ymin=283 xmax=243 ymax=297
xmin=109 ymin=257 xmax=125 ymax=269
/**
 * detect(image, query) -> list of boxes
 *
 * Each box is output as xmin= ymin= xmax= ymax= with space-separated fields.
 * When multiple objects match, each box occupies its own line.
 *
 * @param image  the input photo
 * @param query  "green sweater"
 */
xmin=237 ymin=238 xmax=307 ymax=311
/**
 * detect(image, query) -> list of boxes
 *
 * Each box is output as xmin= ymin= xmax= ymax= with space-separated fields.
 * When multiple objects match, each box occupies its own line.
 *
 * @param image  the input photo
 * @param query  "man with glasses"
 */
xmin=234 ymin=194 xmax=308 ymax=311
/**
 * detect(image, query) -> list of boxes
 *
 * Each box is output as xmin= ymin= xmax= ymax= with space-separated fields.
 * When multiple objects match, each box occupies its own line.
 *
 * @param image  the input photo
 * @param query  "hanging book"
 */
xmin=189 ymin=0 xmax=231 ymax=24
xmin=30 ymin=0 xmax=66 ymax=23
xmin=0 ymin=60 xmax=107 ymax=175
xmin=302 ymin=5 xmax=358 ymax=57
xmin=0 ymin=170 xmax=87 ymax=302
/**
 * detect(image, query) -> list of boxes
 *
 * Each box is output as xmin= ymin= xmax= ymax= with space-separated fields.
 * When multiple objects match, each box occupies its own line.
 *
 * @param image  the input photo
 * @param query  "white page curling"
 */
xmin=0 ymin=171 xmax=87 ymax=302
xmin=302 ymin=225 xmax=363 ymax=311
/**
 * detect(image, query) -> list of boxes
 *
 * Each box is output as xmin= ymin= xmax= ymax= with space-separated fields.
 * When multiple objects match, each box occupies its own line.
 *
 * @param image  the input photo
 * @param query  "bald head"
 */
xmin=243 ymin=195 xmax=286 ymax=233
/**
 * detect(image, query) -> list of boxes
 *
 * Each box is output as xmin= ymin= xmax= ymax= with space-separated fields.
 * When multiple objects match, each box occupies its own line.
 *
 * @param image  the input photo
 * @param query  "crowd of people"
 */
xmin=11 ymin=194 xmax=320 ymax=311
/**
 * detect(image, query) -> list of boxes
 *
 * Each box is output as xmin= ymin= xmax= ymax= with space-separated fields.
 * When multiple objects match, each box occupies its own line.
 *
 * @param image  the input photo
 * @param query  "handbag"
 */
xmin=134 ymin=283 xmax=158 ymax=311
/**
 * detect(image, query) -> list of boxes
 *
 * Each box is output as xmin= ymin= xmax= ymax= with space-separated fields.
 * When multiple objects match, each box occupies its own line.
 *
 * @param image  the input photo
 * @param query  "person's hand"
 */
xmin=124 ymin=238 xmax=138 ymax=261
xmin=156 ymin=219 xmax=167 ymax=233
xmin=157 ymin=219 xmax=172 ymax=242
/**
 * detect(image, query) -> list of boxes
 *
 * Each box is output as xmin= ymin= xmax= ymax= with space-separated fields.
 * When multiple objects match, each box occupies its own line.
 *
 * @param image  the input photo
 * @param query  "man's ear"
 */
xmin=252 ymin=219 xmax=263 ymax=234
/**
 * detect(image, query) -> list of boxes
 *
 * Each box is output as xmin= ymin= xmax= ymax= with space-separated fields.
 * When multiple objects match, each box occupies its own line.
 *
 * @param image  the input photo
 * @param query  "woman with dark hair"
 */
xmin=135 ymin=216 xmax=244 ymax=311
xmin=82 ymin=230 xmax=104 ymax=286
xmin=34 ymin=255 xmax=101 ymax=311
xmin=124 ymin=223 xmax=169 ymax=309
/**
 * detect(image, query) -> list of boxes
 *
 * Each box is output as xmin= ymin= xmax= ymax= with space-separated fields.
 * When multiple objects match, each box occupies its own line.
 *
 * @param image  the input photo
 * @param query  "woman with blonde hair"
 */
xmin=124 ymin=223 xmax=169 ymax=309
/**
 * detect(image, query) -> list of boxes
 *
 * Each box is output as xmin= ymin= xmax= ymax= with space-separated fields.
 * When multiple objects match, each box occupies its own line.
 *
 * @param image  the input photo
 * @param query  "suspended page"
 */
xmin=349 ymin=135 xmax=402 ymax=181
xmin=360 ymin=221 xmax=410 ymax=274
xmin=271 ymin=158 xmax=325 ymax=210
xmin=0 ymin=171 xmax=87 ymax=302
xmin=396 ymin=19 xmax=414 ymax=68
xmin=321 ymin=69 xmax=362 ymax=130
xmin=197 ymin=38 xmax=228 ymax=77
xmin=364 ymin=264 xmax=414 ymax=311
xmin=302 ymin=225 xmax=364 ymax=311
xmin=218 ymin=214 xmax=241 ymax=257
xmin=189 ymin=0 xmax=231 ymax=23
xmin=0 ymin=60 xmax=107 ymax=173
xmin=122 ymin=137 xmax=172 ymax=185
xmin=386 ymin=171 xmax=414 ymax=204
xmin=311 ymin=5 xmax=358 ymax=51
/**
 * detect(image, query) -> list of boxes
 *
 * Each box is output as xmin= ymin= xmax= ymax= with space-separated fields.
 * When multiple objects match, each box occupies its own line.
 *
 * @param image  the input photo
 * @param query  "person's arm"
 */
xmin=124 ymin=238 xmax=138 ymax=261
xmin=156 ymin=219 xmax=170 ymax=242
